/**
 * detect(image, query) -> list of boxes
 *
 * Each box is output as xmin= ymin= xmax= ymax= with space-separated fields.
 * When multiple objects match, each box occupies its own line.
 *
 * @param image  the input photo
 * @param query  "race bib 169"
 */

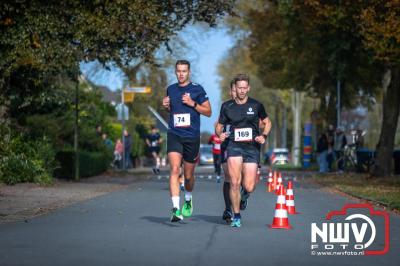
xmin=234 ymin=127 xmax=253 ymax=142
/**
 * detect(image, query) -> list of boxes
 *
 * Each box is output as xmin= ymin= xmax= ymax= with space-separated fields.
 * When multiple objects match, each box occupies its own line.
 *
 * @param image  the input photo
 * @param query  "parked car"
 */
xmin=199 ymin=144 xmax=213 ymax=165
xmin=270 ymin=148 xmax=290 ymax=165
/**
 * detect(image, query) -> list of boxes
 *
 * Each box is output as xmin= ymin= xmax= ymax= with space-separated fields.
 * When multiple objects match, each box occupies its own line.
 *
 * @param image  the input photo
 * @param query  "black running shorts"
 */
xmin=149 ymin=147 xmax=160 ymax=154
xmin=167 ymin=132 xmax=200 ymax=163
xmin=227 ymin=144 xmax=260 ymax=164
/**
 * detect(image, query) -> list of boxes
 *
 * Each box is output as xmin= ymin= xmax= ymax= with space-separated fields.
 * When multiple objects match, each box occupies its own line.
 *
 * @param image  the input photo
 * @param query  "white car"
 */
xmin=270 ymin=148 xmax=290 ymax=165
xmin=199 ymin=144 xmax=214 ymax=165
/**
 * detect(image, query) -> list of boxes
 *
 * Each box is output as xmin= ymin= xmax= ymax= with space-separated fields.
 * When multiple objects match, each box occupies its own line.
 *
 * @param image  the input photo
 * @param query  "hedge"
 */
xmin=55 ymin=149 xmax=111 ymax=179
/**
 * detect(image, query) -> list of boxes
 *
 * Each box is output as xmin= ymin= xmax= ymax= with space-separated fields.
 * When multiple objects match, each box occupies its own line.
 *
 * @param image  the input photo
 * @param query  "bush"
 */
xmin=0 ymin=134 xmax=56 ymax=185
xmin=55 ymin=149 xmax=112 ymax=179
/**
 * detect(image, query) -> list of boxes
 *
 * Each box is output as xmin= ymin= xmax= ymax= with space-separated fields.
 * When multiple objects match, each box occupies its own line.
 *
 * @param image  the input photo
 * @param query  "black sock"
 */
xmin=241 ymin=187 xmax=250 ymax=200
xmin=234 ymin=213 xmax=241 ymax=219
xmin=223 ymin=182 xmax=231 ymax=211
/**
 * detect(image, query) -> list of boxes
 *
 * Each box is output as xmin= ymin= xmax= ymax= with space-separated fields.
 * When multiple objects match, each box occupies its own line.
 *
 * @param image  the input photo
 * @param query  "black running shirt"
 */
xmin=218 ymin=97 xmax=268 ymax=148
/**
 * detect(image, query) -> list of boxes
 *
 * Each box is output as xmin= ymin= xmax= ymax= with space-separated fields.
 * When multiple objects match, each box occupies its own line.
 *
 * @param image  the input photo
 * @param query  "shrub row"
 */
xmin=54 ymin=149 xmax=112 ymax=179
xmin=0 ymin=134 xmax=56 ymax=185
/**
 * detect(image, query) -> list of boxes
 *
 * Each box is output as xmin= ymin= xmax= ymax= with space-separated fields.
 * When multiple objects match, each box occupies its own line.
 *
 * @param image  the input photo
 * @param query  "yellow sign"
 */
xmin=125 ymin=86 xmax=152 ymax=94
xmin=123 ymin=91 xmax=135 ymax=103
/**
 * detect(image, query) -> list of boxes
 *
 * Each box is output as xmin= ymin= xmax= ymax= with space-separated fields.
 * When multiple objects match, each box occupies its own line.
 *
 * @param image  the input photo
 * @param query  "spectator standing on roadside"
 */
xmin=114 ymin=138 xmax=123 ymax=168
xmin=326 ymin=124 xmax=335 ymax=172
xmin=123 ymin=130 xmax=133 ymax=169
xmin=317 ymin=133 xmax=329 ymax=173
xmin=208 ymin=132 xmax=222 ymax=182
xmin=96 ymin=125 xmax=102 ymax=137
xmin=102 ymin=133 xmax=114 ymax=150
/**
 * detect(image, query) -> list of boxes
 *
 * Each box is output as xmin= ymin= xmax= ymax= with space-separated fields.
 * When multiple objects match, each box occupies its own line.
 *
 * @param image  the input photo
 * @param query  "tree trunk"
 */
xmin=326 ymin=90 xmax=337 ymax=127
xmin=371 ymin=67 xmax=400 ymax=177
xmin=292 ymin=90 xmax=303 ymax=166
xmin=282 ymin=106 xmax=287 ymax=148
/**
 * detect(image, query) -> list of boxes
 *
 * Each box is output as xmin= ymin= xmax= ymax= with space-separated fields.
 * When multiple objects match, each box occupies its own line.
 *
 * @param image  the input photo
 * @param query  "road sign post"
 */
xmin=118 ymin=86 xmax=152 ymax=170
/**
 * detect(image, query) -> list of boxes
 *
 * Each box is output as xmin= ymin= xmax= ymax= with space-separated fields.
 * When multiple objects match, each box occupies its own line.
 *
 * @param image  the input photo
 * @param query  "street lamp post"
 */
xmin=337 ymin=79 xmax=341 ymax=128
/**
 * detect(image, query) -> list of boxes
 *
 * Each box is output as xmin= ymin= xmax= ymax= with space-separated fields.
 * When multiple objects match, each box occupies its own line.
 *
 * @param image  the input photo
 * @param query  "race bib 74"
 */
xmin=173 ymin=113 xmax=191 ymax=128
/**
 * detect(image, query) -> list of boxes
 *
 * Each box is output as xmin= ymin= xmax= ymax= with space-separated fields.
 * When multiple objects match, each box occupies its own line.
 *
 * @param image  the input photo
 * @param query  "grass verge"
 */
xmin=309 ymin=173 xmax=400 ymax=211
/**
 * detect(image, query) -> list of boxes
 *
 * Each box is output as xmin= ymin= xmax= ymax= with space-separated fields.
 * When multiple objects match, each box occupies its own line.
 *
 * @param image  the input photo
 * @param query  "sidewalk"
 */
xmin=0 ymin=169 xmax=151 ymax=224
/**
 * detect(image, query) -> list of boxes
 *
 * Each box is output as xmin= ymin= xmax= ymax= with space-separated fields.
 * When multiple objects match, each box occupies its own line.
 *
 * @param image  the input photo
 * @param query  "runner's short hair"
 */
xmin=234 ymin=74 xmax=250 ymax=85
xmin=175 ymin=60 xmax=191 ymax=69
xmin=230 ymin=79 xmax=235 ymax=89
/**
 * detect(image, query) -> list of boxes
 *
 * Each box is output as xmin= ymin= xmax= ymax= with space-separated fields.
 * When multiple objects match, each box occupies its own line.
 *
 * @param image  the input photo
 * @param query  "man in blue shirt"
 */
xmin=146 ymin=126 xmax=163 ymax=174
xmin=162 ymin=60 xmax=212 ymax=222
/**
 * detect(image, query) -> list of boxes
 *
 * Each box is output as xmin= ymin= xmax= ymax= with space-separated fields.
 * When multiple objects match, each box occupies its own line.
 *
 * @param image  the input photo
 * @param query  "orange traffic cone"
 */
xmin=271 ymin=171 xmax=277 ymax=191
xmin=266 ymin=176 xmax=273 ymax=192
xmin=275 ymin=172 xmax=283 ymax=195
xmin=266 ymin=170 xmax=273 ymax=192
xmin=286 ymin=181 xmax=299 ymax=214
xmin=269 ymin=185 xmax=292 ymax=229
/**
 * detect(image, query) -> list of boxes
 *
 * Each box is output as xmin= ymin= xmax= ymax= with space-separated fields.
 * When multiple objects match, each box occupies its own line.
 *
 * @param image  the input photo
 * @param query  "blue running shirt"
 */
xmin=167 ymin=82 xmax=209 ymax=138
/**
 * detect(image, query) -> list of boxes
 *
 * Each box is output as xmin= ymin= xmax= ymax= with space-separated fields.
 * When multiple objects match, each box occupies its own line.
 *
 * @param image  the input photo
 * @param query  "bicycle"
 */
xmin=335 ymin=144 xmax=376 ymax=173
xmin=335 ymin=144 xmax=358 ymax=172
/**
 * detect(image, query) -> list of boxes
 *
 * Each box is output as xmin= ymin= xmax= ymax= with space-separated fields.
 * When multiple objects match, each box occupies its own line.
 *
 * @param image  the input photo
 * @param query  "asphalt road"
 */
xmin=0 ymin=166 xmax=399 ymax=266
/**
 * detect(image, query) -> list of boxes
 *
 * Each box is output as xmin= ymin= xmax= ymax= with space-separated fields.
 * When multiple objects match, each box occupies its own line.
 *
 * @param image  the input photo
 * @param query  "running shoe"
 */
xmin=222 ymin=209 xmax=232 ymax=223
xmin=170 ymin=208 xmax=183 ymax=222
xmin=216 ymin=175 xmax=221 ymax=183
xmin=152 ymin=168 xmax=157 ymax=174
xmin=182 ymin=198 xmax=193 ymax=217
xmin=180 ymin=183 xmax=185 ymax=192
xmin=231 ymin=217 xmax=241 ymax=228
xmin=240 ymin=188 xmax=249 ymax=210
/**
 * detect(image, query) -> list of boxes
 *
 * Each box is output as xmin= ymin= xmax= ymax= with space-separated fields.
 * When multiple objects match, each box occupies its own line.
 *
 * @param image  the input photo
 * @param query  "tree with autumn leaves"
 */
xmin=222 ymin=0 xmax=399 ymax=177
xmin=0 ymin=0 xmax=233 ymax=120
xmin=0 ymin=1 xmax=234 ymax=182
xmin=289 ymin=0 xmax=400 ymax=177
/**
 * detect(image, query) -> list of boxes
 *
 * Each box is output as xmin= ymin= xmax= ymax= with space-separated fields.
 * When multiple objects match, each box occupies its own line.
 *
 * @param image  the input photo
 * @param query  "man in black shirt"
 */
xmin=219 ymin=79 xmax=236 ymax=223
xmin=216 ymin=74 xmax=272 ymax=228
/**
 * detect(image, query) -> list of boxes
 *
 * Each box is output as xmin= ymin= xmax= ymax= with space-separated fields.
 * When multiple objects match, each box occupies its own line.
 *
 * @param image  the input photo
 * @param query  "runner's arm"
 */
xmin=215 ymin=122 xmax=229 ymax=142
xmin=255 ymin=117 xmax=272 ymax=144
xmin=194 ymin=100 xmax=211 ymax=117
xmin=261 ymin=117 xmax=272 ymax=136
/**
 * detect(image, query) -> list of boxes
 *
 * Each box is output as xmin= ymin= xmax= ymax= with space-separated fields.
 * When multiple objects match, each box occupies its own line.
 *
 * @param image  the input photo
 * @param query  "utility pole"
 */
xmin=121 ymin=89 xmax=126 ymax=171
xmin=337 ymin=79 xmax=341 ymax=128
xmin=74 ymin=75 xmax=79 ymax=180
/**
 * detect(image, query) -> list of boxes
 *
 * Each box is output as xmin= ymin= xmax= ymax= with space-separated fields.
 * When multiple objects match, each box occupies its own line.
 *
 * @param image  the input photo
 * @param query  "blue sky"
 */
xmin=80 ymin=23 xmax=234 ymax=133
